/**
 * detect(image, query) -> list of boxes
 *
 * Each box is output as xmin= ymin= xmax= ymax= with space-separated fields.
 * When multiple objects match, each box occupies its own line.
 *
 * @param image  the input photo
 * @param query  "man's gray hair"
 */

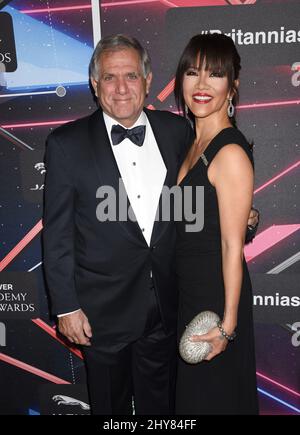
xmin=89 ymin=34 xmax=152 ymax=80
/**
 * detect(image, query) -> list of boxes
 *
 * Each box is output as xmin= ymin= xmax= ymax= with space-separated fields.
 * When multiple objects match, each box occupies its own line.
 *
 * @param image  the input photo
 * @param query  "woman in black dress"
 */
xmin=175 ymin=34 xmax=259 ymax=414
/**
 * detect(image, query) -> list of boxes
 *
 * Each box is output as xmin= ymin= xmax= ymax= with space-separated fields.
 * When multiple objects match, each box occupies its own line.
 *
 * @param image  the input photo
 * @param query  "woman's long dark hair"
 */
xmin=174 ymin=33 xmax=241 ymax=126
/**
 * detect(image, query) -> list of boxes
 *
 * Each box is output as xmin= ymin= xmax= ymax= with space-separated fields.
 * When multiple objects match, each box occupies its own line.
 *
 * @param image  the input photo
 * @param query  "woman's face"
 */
xmin=183 ymin=57 xmax=232 ymax=122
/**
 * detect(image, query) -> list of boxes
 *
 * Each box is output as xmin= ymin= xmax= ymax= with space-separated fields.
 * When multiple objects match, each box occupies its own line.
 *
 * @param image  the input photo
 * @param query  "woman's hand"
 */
xmin=190 ymin=327 xmax=228 ymax=361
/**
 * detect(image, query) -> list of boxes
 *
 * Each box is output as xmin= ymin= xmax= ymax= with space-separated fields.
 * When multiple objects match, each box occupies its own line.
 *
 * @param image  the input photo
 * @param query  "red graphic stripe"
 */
xmin=0 ymin=220 xmax=43 ymax=272
xmin=21 ymin=0 xmax=259 ymax=15
xmin=20 ymin=1 xmax=160 ymax=14
xmin=157 ymin=78 xmax=175 ymax=102
xmin=32 ymin=319 xmax=83 ymax=360
xmin=20 ymin=0 xmax=244 ymax=14
xmin=257 ymin=371 xmax=300 ymax=398
xmin=0 ymin=353 xmax=70 ymax=384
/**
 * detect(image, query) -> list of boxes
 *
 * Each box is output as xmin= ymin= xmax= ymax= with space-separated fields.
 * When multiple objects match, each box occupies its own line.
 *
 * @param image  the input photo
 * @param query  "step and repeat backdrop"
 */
xmin=0 ymin=0 xmax=299 ymax=415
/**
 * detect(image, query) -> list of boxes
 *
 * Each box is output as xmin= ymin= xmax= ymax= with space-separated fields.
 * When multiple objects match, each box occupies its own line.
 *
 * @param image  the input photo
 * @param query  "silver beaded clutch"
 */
xmin=179 ymin=311 xmax=220 ymax=364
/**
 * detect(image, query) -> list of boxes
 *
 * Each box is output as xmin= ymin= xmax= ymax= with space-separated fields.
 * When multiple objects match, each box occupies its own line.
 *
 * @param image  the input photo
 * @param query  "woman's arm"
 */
xmin=209 ymin=143 xmax=254 ymax=335
xmin=190 ymin=143 xmax=253 ymax=360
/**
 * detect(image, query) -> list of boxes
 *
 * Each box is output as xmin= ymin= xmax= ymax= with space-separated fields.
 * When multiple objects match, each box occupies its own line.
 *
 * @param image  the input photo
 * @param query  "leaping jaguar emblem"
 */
xmin=52 ymin=395 xmax=90 ymax=411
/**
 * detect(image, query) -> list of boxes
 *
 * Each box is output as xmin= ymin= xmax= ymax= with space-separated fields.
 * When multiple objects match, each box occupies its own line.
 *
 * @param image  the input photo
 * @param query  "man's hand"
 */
xmin=58 ymin=309 xmax=92 ymax=346
xmin=247 ymin=208 xmax=259 ymax=228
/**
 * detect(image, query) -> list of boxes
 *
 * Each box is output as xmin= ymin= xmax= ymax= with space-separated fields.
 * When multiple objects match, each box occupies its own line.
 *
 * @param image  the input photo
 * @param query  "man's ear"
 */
xmin=145 ymin=72 xmax=153 ymax=96
xmin=91 ymin=77 xmax=98 ymax=97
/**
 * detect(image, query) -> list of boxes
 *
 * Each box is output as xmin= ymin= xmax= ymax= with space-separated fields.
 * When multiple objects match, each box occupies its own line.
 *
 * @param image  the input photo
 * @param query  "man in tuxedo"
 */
xmin=43 ymin=34 xmax=258 ymax=415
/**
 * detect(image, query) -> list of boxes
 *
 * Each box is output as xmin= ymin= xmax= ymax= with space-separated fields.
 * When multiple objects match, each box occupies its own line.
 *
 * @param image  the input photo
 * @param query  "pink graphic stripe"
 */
xmin=1 ymin=120 xmax=73 ymax=129
xmin=254 ymin=161 xmax=300 ymax=195
xmin=244 ymin=225 xmax=300 ymax=262
xmin=32 ymin=319 xmax=83 ymax=360
xmin=21 ymin=5 xmax=92 ymax=13
xmin=257 ymin=371 xmax=300 ymax=398
xmin=0 ymin=353 xmax=70 ymax=384
xmin=102 ymin=0 xmax=158 ymax=5
xmin=239 ymin=100 xmax=300 ymax=109
xmin=156 ymin=75 xmax=300 ymax=108
xmin=227 ymin=0 xmax=256 ymax=5
xmin=0 ymin=160 xmax=298 ymax=270
xmin=159 ymin=0 xmax=178 ymax=7
xmin=0 ymin=220 xmax=43 ymax=272
xmin=2 ymin=101 xmax=300 ymax=130
xmin=171 ymin=100 xmax=300 ymax=111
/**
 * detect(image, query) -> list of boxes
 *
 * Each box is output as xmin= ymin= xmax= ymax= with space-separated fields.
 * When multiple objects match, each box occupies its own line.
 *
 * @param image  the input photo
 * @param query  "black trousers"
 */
xmin=84 ymin=285 xmax=177 ymax=415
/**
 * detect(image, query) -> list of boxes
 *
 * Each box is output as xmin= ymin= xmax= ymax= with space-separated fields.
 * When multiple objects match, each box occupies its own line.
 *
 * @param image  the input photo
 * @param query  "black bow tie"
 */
xmin=111 ymin=124 xmax=146 ymax=147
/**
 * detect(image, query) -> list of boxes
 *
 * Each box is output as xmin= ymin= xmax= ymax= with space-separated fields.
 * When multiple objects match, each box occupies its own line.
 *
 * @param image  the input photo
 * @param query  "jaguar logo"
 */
xmin=291 ymin=62 xmax=300 ymax=87
xmin=34 ymin=162 xmax=46 ymax=175
xmin=52 ymin=395 xmax=90 ymax=411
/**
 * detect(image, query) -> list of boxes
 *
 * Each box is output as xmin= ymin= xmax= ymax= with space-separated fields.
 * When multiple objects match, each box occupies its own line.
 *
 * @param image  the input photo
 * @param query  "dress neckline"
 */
xmin=178 ymin=126 xmax=235 ymax=186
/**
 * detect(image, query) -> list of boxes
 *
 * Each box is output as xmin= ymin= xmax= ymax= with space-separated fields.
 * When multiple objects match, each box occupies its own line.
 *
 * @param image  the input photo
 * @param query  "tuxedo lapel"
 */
xmin=145 ymin=108 xmax=172 ymax=188
xmin=145 ymin=109 xmax=176 ymax=246
xmin=88 ymin=109 xmax=146 ymax=246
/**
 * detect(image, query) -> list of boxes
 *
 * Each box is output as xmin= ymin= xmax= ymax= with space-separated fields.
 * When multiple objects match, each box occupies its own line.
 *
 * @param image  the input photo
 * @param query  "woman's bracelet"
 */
xmin=217 ymin=321 xmax=236 ymax=342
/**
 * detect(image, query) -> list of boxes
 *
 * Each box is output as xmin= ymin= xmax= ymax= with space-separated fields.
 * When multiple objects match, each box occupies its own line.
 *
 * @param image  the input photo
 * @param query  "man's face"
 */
xmin=91 ymin=48 xmax=152 ymax=128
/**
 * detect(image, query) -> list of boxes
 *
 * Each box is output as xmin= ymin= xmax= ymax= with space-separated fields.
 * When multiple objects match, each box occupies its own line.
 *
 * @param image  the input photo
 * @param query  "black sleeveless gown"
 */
xmin=175 ymin=127 xmax=259 ymax=415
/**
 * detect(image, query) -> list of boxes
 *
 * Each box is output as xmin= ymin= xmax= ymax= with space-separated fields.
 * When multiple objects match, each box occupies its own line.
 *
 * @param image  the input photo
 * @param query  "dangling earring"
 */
xmin=227 ymin=98 xmax=235 ymax=118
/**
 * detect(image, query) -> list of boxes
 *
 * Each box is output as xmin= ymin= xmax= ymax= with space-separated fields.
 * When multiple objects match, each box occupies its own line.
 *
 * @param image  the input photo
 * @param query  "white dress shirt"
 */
xmin=104 ymin=111 xmax=166 ymax=245
xmin=58 ymin=110 xmax=166 ymax=317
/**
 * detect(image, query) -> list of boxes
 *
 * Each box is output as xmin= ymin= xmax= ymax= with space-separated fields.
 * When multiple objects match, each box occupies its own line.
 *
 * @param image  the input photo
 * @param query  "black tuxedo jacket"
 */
xmin=43 ymin=108 xmax=194 ymax=356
